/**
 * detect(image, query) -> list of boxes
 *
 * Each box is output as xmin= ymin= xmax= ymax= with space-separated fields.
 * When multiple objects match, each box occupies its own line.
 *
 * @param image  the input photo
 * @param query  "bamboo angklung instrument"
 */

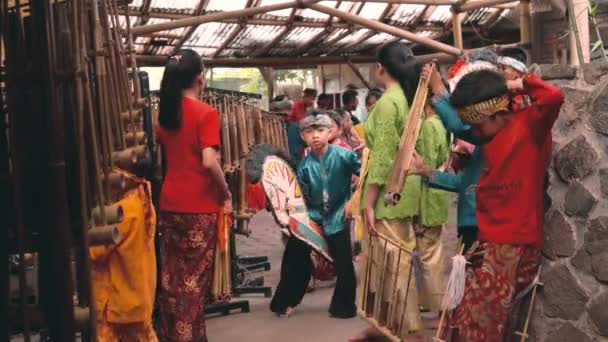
xmin=383 ymin=62 xmax=435 ymax=206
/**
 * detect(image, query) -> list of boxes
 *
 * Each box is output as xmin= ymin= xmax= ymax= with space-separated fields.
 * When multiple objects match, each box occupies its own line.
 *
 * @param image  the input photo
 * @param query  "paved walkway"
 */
xmin=207 ymin=205 xmax=458 ymax=342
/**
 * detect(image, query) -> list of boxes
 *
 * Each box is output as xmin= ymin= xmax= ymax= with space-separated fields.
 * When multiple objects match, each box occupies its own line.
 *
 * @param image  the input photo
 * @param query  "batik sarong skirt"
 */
xmin=158 ymin=212 xmax=218 ymax=342
xmin=444 ymin=241 xmax=540 ymax=342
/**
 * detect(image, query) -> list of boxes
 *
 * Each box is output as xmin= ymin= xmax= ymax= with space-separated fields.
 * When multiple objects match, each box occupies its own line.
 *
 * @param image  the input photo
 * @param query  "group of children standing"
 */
xmin=273 ymin=40 xmax=564 ymax=342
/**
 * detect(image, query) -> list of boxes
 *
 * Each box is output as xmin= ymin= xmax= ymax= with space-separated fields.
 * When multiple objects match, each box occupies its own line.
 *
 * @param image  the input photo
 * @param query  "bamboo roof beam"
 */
xmin=131 ymin=0 xmax=321 ymax=36
xmin=135 ymin=0 xmax=153 ymax=26
xmin=347 ymin=59 xmax=372 ymax=90
xmin=134 ymin=42 xmax=523 ymax=67
xmin=308 ymin=0 xmax=358 ymax=55
xmin=212 ymin=23 xmax=246 ymax=58
xmin=212 ymin=0 xmax=256 ymax=58
xmin=306 ymin=2 xmax=462 ymax=55
xmin=451 ymin=0 xmax=468 ymax=49
xmin=293 ymin=26 xmax=332 ymax=56
xmin=253 ymin=7 xmax=298 ymax=56
xmin=171 ymin=0 xmax=210 ymax=54
xmin=481 ymin=8 xmax=505 ymax=31
xmin=293 ymin=0 xmax=342 ymax=56
xmin=334 ymin=3 xmax=398 ymax=55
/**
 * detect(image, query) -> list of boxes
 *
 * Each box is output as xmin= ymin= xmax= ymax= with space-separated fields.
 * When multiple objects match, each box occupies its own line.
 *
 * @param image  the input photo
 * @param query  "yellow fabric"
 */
xmin=353 ymin=123 xmax=365 ymax=141
xmin=97 ymin=309 xmax=158 ymax=342
xmin=90 ymin=176 xmax=157 ymax=324
xmin=413 ymin=223 xmax=445 ymax=312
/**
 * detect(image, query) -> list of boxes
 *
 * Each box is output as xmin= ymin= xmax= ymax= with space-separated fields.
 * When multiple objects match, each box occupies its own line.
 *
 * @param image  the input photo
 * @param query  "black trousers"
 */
xmin=457 ymin=225 xmax=478 ymax=252
xmin=269 ymin=229 xmax=357 ymax=318
xmin=326 ymin=229 xmax=357 ymax=318
xmin=270 ymin=237 xmax=312 ymax=314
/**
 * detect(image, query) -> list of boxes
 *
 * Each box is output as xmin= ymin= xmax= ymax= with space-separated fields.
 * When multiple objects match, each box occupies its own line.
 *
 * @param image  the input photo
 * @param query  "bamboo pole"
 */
xmin=308 ymin=2 xmax=462 ymax=55
xmin=131 ymin=0 xmax=321 ymax=36
xmin=519 ymin=0 xmax=531 ymax=45
xmin=88 ymin=225 xmax=121 ymax=246
xmin=452 ymin=12 xmax=464 ymax=49
xmin=347 ymin=59 xmax=372 ymax=90
xmin=4 ymin=0 xmax=31 ymax=338
xmin=567 ymin=0 xmax=589 ymax=65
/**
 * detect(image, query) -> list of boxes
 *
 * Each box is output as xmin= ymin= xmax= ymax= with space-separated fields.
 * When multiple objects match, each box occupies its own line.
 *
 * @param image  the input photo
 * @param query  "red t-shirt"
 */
xmin=156 ymin=97 xmax=221 ymax=213
xmin=288 ymin=100 xmax=307 ymax=123
xmin=476 ymin=75 xmax=564 ymax=247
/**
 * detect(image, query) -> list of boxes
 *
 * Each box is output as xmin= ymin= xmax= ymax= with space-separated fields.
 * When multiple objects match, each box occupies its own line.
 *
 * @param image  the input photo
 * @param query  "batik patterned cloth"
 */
xmin=97 ymin=316 xmax=158 ymax=342
xmin=158 ymin=212 xmax=217 ymax=342
xmin=444 ymin=241 xmax=540 ymax=342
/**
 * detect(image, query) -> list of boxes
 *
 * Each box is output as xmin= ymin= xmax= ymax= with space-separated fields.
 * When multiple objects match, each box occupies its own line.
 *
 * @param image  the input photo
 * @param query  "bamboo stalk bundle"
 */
xmin=383 ymin=62 xmax=435 ymax=206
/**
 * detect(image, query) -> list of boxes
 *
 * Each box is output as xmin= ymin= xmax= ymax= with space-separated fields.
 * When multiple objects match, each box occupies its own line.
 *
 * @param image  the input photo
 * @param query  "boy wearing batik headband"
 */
xmin=443 ymin=70 xmax=564 ymax=341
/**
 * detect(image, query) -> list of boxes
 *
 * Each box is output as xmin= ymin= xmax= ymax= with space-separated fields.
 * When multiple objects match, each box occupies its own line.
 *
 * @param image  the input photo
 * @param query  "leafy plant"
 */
xmin=588 ymin=0 xmax=607 ymax=62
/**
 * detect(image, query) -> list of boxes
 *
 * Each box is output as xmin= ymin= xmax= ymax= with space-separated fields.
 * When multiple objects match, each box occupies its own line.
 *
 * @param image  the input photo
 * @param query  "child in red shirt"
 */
xmin=445 ymin=69 xmax=564 ymax=342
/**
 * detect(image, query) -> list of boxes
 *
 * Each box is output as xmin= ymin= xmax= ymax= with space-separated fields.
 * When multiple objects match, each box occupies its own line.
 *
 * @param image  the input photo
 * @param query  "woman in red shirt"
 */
xmin=156 ymin=49 xmax=231 ymax=342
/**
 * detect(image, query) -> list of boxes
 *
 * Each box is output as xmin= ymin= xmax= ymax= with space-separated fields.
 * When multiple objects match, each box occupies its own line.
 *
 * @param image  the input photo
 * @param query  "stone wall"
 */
xmin=528 ymin=63 xmax=608 ymax=341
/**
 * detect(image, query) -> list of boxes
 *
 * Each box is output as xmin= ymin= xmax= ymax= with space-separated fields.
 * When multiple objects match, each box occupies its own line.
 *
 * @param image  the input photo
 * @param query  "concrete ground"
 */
xmin=207 ymin=203 xmax=458 ymax=342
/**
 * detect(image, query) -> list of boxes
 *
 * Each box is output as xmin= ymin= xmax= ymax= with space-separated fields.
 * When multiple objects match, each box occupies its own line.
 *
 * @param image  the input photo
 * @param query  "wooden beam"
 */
xmin=338 ymin=3 xmax=399 ymax=55
xmin=519 ymin=0 xmax=531 ymax=45
xmin=294 ymin=27 xmax=332 ymax=56
xmin=135 ymin=0 xmax=153 ymax=26
xmin=135 ymin=43 xmax=523 ymax=67
xmin=212 ymin=24 xmax=246 ymax=58
xmin=347 ymin=59 xmax=372 ymax=90
xmin=131 ymin=0 xmax=320 ymax=36
xmin=307 ymin=2 xmax=462 ymax=55
xmin=121 ymin=9 xmax=460 ymax=32
xmin=254 ymin=26 xmax=292 ymax=56
xmin=253 ymin=7 xmax=298 ymax=56
xmin=171 ymin=0 xmax=210 ymax=54
xmin=212 ymin=0 xmax=255 ymax=58
xmin=481 ymin=8 xmax=504 ymax=31
xmin=452 ymin=12 xmax=464 ymax=49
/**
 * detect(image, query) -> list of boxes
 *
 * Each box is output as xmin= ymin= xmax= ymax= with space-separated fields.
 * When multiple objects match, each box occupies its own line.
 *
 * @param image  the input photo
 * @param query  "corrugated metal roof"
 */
xmin=120 ymin=0 xmax=553 ymax=59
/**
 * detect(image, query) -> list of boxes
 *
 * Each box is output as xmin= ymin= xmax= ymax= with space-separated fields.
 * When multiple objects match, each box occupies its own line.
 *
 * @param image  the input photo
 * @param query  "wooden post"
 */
xmin=520 ymin=0 xmax=531 ymax=45
xmin=347 ymin=59 xmax=372 ymax=90
xmin=452 ymin=12 xmax=464 ymax=49
xmin=321 ymin=65 xmax=326 ymax=93
xmin=567 ymin=0 xmax=590 ymax=65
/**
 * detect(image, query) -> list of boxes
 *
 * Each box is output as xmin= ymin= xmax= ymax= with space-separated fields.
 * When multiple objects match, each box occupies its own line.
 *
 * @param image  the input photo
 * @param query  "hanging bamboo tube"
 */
xmin=221 ymin=97 xmax=232 ymax=171
xmin=228 ymin=97 xmax=239 ymax=170
xmin=125 ymin=131 xmax=146 ymax=145
xmin=91 ymin=0 xmax=114 ymax=206
xmin=81 ymin=0 xmax=108 ymax=220
xmin=236 ymin=100 xmax=249 ymax=158
xmin=88 ymin=225 xmax=121 ymax=246
xmin=92 ymin=205 xmax=123 ymax=225
xmin=384 ymin=63 xmax=434 ymax=205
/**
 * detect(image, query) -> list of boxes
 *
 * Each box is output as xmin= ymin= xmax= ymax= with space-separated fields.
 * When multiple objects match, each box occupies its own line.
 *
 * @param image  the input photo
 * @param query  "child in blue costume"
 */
xmin=270 ymin=114 xmax=361 ymax=318
xmin=417 ymin=64 xmax=485 ymax=251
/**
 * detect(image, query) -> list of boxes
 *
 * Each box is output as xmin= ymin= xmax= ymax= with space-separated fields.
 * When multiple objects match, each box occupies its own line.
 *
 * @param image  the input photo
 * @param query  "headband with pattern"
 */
xmin=457 ymin=94 xmax=510 ymax=124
